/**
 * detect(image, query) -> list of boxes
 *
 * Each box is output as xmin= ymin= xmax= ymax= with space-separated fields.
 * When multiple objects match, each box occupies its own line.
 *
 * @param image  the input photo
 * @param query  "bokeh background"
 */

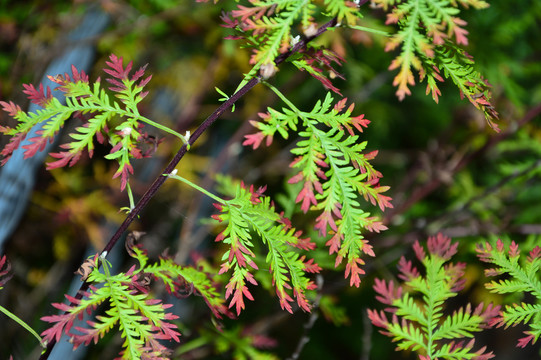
xmin=1 ymin=0 xmax=541 ymax=359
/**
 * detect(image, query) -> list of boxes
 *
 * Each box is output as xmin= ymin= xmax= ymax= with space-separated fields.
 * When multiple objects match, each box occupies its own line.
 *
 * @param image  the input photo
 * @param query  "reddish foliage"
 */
xmin=426 ymin=233 xmax=458 ymax=260
xmin=0 ymin=100 xmax=22 ymax=117
xmin=22 ymin=83 xmax=53 ymax=107
xmin=46 ymin=145 xmax=83 ymax=170
xmin=0 ymin=255 xmax=13 ymax=287
xmin=366 ymin=309 xmax=391 ymax=331
xmin=344 ymin=257 xmax=367 ymax=287
xmin=0 ymin=132 xmax=26 ymax=165
xmin=397 ymin=256 xmax=420 ymax=282
xmin=226 ymin=272 xmax=257 ymax=316
xmin=517 ymin=332 xmax=536 ymax=348
xmin=22 ymin=131 xmax=51 ymax=159
xmin=47 ymin=64 xmax=89 ymax=94
xmin=373 ymin=278 xmax=402 ymax=307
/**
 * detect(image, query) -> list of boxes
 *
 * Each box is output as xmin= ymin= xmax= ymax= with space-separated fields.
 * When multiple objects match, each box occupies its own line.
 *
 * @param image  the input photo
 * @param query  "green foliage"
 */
xmin=0 ymin=54 xmax=187 ymax=209
xmin=212 ymin=178 xmax=320 ymax=315
xmin=224 ymin=0 xmax=363 ymax=85
xmin=373 ymin=0 xmax=499 ymax=128
xmin=368 ymin=234 xmax=499 ymax=359
xmin=319 ymin=294 xmax=350 ymax=326
xmin=244 ymin=86 xmax=391 ymax=287
xmin=0 ymin=0 xmax=538 ymax=358
xmin=178 ymin=325 xmax=279 ymax=360
xmin=477 ymin=238 xmax=541 ymax=348
xmin=40 ymin=237 xmax=227 ymax=359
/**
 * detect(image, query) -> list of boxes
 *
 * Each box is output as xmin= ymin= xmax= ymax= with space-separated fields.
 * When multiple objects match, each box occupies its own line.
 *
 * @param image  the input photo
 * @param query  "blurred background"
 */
xmin=0 ymin=0 xmax=540 ymax=359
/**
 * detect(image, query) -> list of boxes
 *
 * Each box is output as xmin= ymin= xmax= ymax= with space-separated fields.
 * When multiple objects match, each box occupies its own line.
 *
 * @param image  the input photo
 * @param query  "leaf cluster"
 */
xmin=368 ymin=234 xmax=499 ymax=359
xmin=41 ymin=237 xmax=227 ymax=359
xmin=223 ymin=0 xmax=362 ymax=87
xmin=373 ymin=0 xmax=499 ymax=128
xmin=477 ymin=239 xmax=541 ymax=348
xmin=212 ymin=180 xmax=320 ymax=315
xmin=0 ymin=54 xmax=185 ymax=200
xmin=244 ymin=89 xmax=391 ymax=287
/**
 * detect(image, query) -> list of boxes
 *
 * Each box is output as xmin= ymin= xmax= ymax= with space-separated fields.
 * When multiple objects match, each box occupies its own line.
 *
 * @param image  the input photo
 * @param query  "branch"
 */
xmin=286 ymin=275 xmax=323 ymax=360
xmin=39 ymin=16 xmax=339 ymax=360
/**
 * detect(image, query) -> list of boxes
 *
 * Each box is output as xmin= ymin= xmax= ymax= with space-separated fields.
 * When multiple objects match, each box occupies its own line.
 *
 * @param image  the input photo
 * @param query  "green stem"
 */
xmin=0 ymin=304 xmax=45 ymax=348
xmin=126 ymin=183 xmax=135 ymax=211
xmin=72 ymin=90 xmax=190 ymax=148
xmin=263 ymin=81 xmax=302 ymax=115
xmin=137 ymin=115 xmax=190 ymax=148
xmin=100 ymin=254 xmax=112 ymax=278
xmin=165 ymin=173 xmax=226 ymax=205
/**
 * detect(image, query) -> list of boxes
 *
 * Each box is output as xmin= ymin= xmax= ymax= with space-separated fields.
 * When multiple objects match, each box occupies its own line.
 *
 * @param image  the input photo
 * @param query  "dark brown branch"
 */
xmin=39 ymin=16 xmax=339 ymax=360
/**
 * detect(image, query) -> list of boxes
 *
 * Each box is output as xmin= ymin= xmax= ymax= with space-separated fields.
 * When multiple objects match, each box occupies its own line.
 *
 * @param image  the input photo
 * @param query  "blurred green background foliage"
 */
xmin=0 ymin=0 xmax=540 ymax=359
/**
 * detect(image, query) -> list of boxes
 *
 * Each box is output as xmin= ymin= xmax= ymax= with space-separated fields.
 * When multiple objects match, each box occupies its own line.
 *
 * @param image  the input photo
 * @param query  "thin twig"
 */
xmin=287 ymin=275 xmax=324 ymax=360
xmin=39 ymin=16 xmax=339 ymax=359
xmin=360 ymin=307 xmax=373 ymax=360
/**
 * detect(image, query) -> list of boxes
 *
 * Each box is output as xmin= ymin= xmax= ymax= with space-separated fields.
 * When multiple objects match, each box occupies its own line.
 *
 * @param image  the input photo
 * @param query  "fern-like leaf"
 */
xmin=373 ymin=0 xmax=499 ymax=129
xmin=244 ymin=90 xmax=390 ymax=287
xmin=369 ymin=233 xmax=499 ymax=359
xmin=0 ymin=54 xmax=185 ymax=193
xmin=225 ymin=0 xmax=363 ymax=86
xmin=476 ymin=238 xmax=541 ymax=347
xmin=212 ymin=181 xmax=320 ymax=315
xmin=41 ymin=242 xmax=234 ymax=358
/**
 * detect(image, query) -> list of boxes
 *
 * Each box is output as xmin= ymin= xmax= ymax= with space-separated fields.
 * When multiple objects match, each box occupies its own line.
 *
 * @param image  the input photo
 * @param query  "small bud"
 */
xmin=260 ymin=63 xmax=278 ymax=80
xmin=185 ymin=130 xmax=191 ymax=142
xmin=120 ymin=127 xmax=132 ymax=137
xmin=100 ymin=251 xmax=108 ymax=259
xmin=303 ymin=24 xmax=318 ymax=38
xmin=170 ymin=169 xmax=178 ymax=176
xmin=291 ymin=35 xmax=300 ymax=47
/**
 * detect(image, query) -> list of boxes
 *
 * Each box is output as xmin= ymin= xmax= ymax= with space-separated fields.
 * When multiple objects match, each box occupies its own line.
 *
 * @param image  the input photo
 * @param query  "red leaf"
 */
xmin=325 ymin=231 xmax=343 ymax=255
xmin=294 ymin=288 xmax=311 ymax=312
xmin=397 ymin=256 xmax=420 ymax=282
xmin=22 ymin=134 xmax=50 ymax=159
xmin=276 ymin=288 xmax=294 ymax=313
xmin=373 ymin=278 xmax=402 ymax=306
xmin=452 ymin=17 xmax=469 ymax=45
xmin=301 ymin=257 xmax=321 ymax=273
xmin=351 ymin=114 xmax=370 ymax=132
xmin=315 ymin=205 xmax=340 ymax=236
xmin=243 ymin=132 xmax=266 ymax=149
xmin=367 ymin=309 xmax=390 ymax=329
xmin=46 ymin=150 xmax=81 ymax=170
xmin=344 ymin=257 xmax=365 ymax=287
xmin=104 ymin=54 xmax=132 ymax=81
xmin=0 ymin=100 xmax=23 ymax=117
xmin=0 ymin=132 xmax=26 ymax=165
xmin=22 ymin=83 xmax=52 ymax=107
xmin=112 ymin=162 xmax=134 ymax=191
xmin=131 ymin=64 xmax=148 ymax=82
xmin=528 ymin=246 xmax=541 ymax=262
xmin=517 ymin=332 xmax=536 ymax=348
xmin=426 ymin=233 xmax=457 ymax=260
xmin=295 ymin=181 xmax=320 ymax=213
